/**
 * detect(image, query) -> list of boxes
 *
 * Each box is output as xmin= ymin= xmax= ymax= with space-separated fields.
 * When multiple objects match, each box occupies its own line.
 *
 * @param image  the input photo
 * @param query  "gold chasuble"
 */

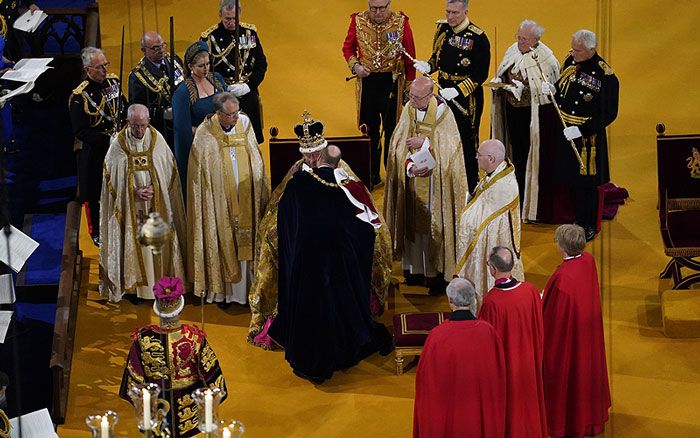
xmin=383 ymin=98 xmax=467 ymax=281
xmin=187 ymin=114 xmax=268 ymax=302
xmin=248 ymin=160 xmax=392 ymax=348
xmin=100 ymin=127 xmax=187 ymax=302
xmin=455 ymin=160 xmax=523 ymax=306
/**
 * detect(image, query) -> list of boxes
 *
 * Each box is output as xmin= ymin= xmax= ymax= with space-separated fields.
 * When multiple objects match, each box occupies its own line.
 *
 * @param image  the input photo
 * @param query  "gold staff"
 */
xmin=531 ymin=52 xmax=586 ymax=172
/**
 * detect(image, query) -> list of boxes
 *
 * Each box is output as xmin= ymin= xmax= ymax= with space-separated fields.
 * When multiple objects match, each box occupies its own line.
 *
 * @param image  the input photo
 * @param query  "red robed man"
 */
xmin=479 ymin=246 xmax=547 ymax=438
xmin=413 ymin=278 xmax=506 ymax=437
xmin=543 ymin=224 xmax=611 ymax=437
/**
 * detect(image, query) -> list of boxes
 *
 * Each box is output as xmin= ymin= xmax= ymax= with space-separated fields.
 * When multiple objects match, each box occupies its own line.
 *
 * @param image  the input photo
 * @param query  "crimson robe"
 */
xmin=479 ymin=280 xmax=547 ymax=438
xmin=542 ymin=252 xmax=610 ymax=437
xmin=413 ymin=311 xmax=506 ymax=437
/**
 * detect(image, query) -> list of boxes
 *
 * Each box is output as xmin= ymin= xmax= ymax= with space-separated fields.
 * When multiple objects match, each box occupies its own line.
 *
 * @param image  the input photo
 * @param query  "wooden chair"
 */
xmin=656 ymin=124 xmax=700 ymax=289
xmin=268 ymin=125 xmax=372 ymax=190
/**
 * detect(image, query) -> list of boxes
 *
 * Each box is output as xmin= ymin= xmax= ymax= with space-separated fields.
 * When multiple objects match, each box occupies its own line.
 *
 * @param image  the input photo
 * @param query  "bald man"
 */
xmin=128 ymin=30 xmax=185 ymax=145
xmin=384 ymin=76 xmax=467 ymax=294
xmin=455 ymin=139 xmax=523 ymax=305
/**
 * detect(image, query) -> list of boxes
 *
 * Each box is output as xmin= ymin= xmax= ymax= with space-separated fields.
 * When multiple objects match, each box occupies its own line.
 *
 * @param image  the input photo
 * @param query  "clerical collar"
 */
xmin=221 ymin=124 xmax=235 ymax=134
xmin=450 ymin=309 xmax=476 ymax=321
xmin=563 ymin=253 xmax=583 ymax=260
xmin=494 ymin=277 xmax=519 ymax=289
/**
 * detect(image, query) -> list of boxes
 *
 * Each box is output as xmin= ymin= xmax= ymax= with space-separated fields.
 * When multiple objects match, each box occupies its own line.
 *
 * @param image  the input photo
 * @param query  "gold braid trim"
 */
xmin=0 ymin=409 xmax=10 ymax=438
xmin=184 ymin=74 xmax=226 ymax=104
xmin=102 ymin=163 xmax=123 ymax=226
xmin=305 ymin=168 xmax=350 ymax=188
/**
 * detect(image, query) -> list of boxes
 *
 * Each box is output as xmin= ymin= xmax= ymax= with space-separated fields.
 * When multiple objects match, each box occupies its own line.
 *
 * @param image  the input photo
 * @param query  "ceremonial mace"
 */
xmin=531 ymin=52 xmax=586 ymax=172
xmin=391 ymin=40 xmax=469 ymax=115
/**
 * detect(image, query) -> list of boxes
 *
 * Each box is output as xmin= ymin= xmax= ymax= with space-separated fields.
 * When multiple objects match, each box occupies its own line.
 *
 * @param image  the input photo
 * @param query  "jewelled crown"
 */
xmin=294 ymin=110 xmax=328 ymax=153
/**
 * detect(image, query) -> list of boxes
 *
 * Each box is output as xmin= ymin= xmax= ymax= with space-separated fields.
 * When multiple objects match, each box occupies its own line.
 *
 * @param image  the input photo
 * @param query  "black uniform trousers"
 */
xmin=505 ymin=103 xmax=531 ymax=204
xmin=76 ymin=139 xmax=108 ymax=238
xmin=240 ymin=90 xmax=264 ymax=144
xmin=447 ymin=87 xmax=483 ymax=193
xmin=358 ymin=72 xmax=398 ymax=183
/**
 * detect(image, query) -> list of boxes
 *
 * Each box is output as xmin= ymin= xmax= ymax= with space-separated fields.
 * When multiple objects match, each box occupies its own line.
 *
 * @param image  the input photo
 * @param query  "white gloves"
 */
xmin=439 ymin=87 xmax=459 ymax=101
xmin=227 ymin=83 xmax=251 ymax=97
xmin=563 ymin=126 xmax=582 ymax=140
xmin=541 ymin=80 xmax=556 ymax=95
xmin=504 ymin=79 xmax=524 ymax=101
xmin=414 ymin=60 xmax=431 ymax=75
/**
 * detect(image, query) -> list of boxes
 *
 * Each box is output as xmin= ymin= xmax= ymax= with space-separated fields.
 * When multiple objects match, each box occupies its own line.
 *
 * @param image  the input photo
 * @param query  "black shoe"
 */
xmin=584 ymin=226 xmax=597 ymax=242
xmin=293 ymin=369 xmax=325 ymax=385
xmin=403 ymin=270 xmax=425 ymax=286
xmin=91 ymin=235 xmax=100 ymax=247
xmin=216 ymin=301 xmax=232 ymax=310
xmin=426 ymin=275 xmax=448 ymax=296
xmin=126 ymin=294 xmax=145 ymax=305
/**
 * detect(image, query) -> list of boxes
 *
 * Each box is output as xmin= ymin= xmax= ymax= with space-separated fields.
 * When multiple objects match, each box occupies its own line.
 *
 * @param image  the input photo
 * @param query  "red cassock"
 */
xmin=413 ymin=314 xmax=506 ymax=438
xmin=542 ymin=252 xmax=611 ymax=437
xmin=479 ymin=280 xmax=547 ymax=438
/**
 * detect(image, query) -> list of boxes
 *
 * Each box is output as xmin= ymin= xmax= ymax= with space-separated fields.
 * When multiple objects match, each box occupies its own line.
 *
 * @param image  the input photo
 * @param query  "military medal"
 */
xmin=460 ymin=58 xmax=471 ymax=67
xmin=583 ymin=93 xmax=593 ymax=102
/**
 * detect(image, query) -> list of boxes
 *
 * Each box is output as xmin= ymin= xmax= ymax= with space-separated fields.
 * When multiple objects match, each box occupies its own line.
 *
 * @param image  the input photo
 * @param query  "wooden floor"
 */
xmin=57 ymin=1 xmax=700 ymax=436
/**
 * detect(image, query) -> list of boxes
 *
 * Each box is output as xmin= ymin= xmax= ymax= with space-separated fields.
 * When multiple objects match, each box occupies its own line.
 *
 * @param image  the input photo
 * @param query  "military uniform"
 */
xmin=128 ymin=55 xmax=184 ymax=146
xmin=201 ymin=21 xmax=267 ymax=143
xmin=427 ymin=18 xmax=490 ymax=192
xmin=69 ymin=74 xmax=127 ymax=240
xmin=554 ymin=52 xmax=619 ymax=230
xmin=342 ymin=10 xmax=416 ymax=185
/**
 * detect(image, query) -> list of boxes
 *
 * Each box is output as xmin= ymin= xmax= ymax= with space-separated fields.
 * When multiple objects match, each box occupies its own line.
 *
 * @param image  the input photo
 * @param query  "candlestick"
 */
xmin=204 ymin=390 xmax=213 ymax=432
xmin=142 ymin=388 xmax=152 ymax=430
xmin=100 ymin=416 xmax=109 ymax=438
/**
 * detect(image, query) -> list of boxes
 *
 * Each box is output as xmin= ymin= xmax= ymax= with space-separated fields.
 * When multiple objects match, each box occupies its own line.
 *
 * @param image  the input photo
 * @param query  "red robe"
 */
xmin=479 ymin=280 xmax=547 ymax=438
xmin=413 ymin=312 xmax=506 ymax=438
xmin=542 ymin=252 xmax=611 ymax=437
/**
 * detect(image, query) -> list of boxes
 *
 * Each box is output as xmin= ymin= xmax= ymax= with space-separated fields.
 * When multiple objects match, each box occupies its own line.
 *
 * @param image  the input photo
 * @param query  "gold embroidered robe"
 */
xmin=187 ymin=114 xmax=269 ymax=301
xmin=383 ymin=98 xmax=467 ymax=281
xmin=456 ymin=160 xmax=524 ymax=306
xmin=247 ymin=160 xmax=392 ymax=348
xmin=100 ymin=126 xmax=187 ymax=302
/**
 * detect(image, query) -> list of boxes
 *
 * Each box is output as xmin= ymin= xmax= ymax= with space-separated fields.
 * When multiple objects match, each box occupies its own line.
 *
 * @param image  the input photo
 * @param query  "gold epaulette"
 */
xmin=598 ymin=60 xmax=614 ymax=75
xmin=436 ymin=19 xmax=447 ymax=24
xmin=72 ymin=80 xmax=88 ymax=95
xmin=240 ymin=21 xmax=257 ymax=31
xmin=201 ymin=23 xmax=218 ymax=39
xmin=106 ymin=73 xmax=119 ymax=80
xmin=467 ymin=23 xmax=484 ymax=35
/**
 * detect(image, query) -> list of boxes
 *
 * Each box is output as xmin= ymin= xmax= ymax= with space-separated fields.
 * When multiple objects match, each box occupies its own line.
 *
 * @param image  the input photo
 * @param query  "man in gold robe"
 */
xmin=383 ymin=76 xmax=467 ymax=294
xmin=455 ymin=139 xmax=523 ymax=307
xmin=247 ymin=113 xmax=392 ymax=348
xmin=187 ymin=92 xmax=268 ymax=308
xmin=100 ymin=104 xmax=187 ymax=304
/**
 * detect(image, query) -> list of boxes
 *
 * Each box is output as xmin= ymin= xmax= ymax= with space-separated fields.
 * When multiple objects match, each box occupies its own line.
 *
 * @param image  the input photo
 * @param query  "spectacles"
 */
xmin=516 ymin=34 xmax=536 ymax=42
xmin=369 ymin=1 xmax=390 ymax=13
xmin=219 ymin=109 xmax=240 ymax=118
xmin=129 ymin=123 xmax=149 ymax=130
xmin=88 ymin=62 xmax=110 ymax=71
xmin=475 ymin=152 xmax=493 ymax=159
xmin=144 ymin=42 xmax=167 ymax=51
xmin=405 ymin=90 xmax=432 ymax=101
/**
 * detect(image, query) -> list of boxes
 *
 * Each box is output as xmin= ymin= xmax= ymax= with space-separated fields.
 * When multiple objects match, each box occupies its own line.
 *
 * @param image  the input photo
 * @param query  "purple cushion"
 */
xmin=393 ymin=312 xmax=452 ymax=347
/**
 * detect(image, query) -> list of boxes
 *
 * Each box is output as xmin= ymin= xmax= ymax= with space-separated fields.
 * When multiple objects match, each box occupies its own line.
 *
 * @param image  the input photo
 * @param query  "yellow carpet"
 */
xmin=57 ymin=1 xmax=700 ymax=436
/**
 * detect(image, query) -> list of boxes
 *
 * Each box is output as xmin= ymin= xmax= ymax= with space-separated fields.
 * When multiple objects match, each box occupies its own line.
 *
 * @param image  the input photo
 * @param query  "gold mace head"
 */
xmin=138 ymin=212 xmax=171 ymax=254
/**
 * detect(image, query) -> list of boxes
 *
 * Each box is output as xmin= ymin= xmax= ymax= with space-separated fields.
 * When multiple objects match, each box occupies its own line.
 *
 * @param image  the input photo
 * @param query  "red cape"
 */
xmin=413 ymin=318 xmax=506 ymax=437
xmin=542 ymin=253 xmax=610 ymax=437
xmin=479 ymin=281 xmax=547 ymax=438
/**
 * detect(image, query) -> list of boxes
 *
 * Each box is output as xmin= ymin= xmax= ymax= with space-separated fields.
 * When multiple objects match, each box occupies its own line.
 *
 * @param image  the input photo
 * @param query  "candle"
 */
xmin=142 ymin=388 xmax=152 ymax=430
xmin=204 ymin=390 xmax=213 ymax=432
xmin=100 ymin=416 xmax=109 ymax=438
xmin=222 ymin=427 xmax=232 ymax=438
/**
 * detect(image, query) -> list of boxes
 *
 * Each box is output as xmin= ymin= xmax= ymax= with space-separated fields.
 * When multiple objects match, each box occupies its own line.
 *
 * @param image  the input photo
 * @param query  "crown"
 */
xmin=294 ymin=110 xmax=327 ymax=153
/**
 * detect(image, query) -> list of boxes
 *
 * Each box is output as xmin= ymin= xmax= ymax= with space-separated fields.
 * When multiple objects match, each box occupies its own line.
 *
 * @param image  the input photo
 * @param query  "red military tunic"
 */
xmin=479 ymin=278 xmax=547 ymax=438
xmin=542 ymin=252 xmax=611 ymax=437
xmin=413 ymin=310 xmax=506 ymax=437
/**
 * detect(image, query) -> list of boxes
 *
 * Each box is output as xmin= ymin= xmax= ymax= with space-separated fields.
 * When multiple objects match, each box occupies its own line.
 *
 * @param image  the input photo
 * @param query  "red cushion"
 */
xmin=393 ymin=312 xmax=452 ymax=347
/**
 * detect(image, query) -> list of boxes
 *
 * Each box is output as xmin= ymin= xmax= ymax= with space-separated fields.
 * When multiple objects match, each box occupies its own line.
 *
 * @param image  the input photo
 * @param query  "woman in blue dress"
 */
xmin=172 ymin=41 xmax=226 ymax=190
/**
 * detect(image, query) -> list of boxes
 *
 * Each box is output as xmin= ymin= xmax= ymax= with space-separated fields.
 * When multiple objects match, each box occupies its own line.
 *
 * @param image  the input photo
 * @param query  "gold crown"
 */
xmin=294 ymin=110 xmax=327 ymax=153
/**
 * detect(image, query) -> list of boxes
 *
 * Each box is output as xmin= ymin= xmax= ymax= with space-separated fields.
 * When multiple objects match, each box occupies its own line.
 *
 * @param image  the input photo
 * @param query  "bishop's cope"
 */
xmin=201 ymin=0 xmax=268 ymax=144
xmin=246 ymin=112 xmax=392 ymax=351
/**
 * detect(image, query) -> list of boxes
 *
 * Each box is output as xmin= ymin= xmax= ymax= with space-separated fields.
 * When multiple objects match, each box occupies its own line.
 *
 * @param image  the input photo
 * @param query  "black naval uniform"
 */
xmin=201 ymin=21 xmax=267 ymax=143
xmin=69 ymin=74 xmax=127 ymax=241
xmin=428 ymin=18 xmax=490 ymax=192
xmin=128 ymin=55 xmax=184 ymax=146
xmin=554 ymin=52 xmax=619 ymax=234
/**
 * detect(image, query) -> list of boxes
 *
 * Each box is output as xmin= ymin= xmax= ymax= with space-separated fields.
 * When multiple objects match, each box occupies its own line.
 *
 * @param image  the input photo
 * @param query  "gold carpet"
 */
xmin=57 ymin=1 xmax=700 ymax=436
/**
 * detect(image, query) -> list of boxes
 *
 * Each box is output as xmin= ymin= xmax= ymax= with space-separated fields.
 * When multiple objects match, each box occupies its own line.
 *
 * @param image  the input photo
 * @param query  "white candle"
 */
xmin=100 ymin=416 xmax=109 ymax=438
xmin=142 ymin=388 xmax=152 ymax=430
xmin=222 ymin=427 xmax=232 ymax=438
xmin=204 ymin=390 xmax=213 ymax=432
